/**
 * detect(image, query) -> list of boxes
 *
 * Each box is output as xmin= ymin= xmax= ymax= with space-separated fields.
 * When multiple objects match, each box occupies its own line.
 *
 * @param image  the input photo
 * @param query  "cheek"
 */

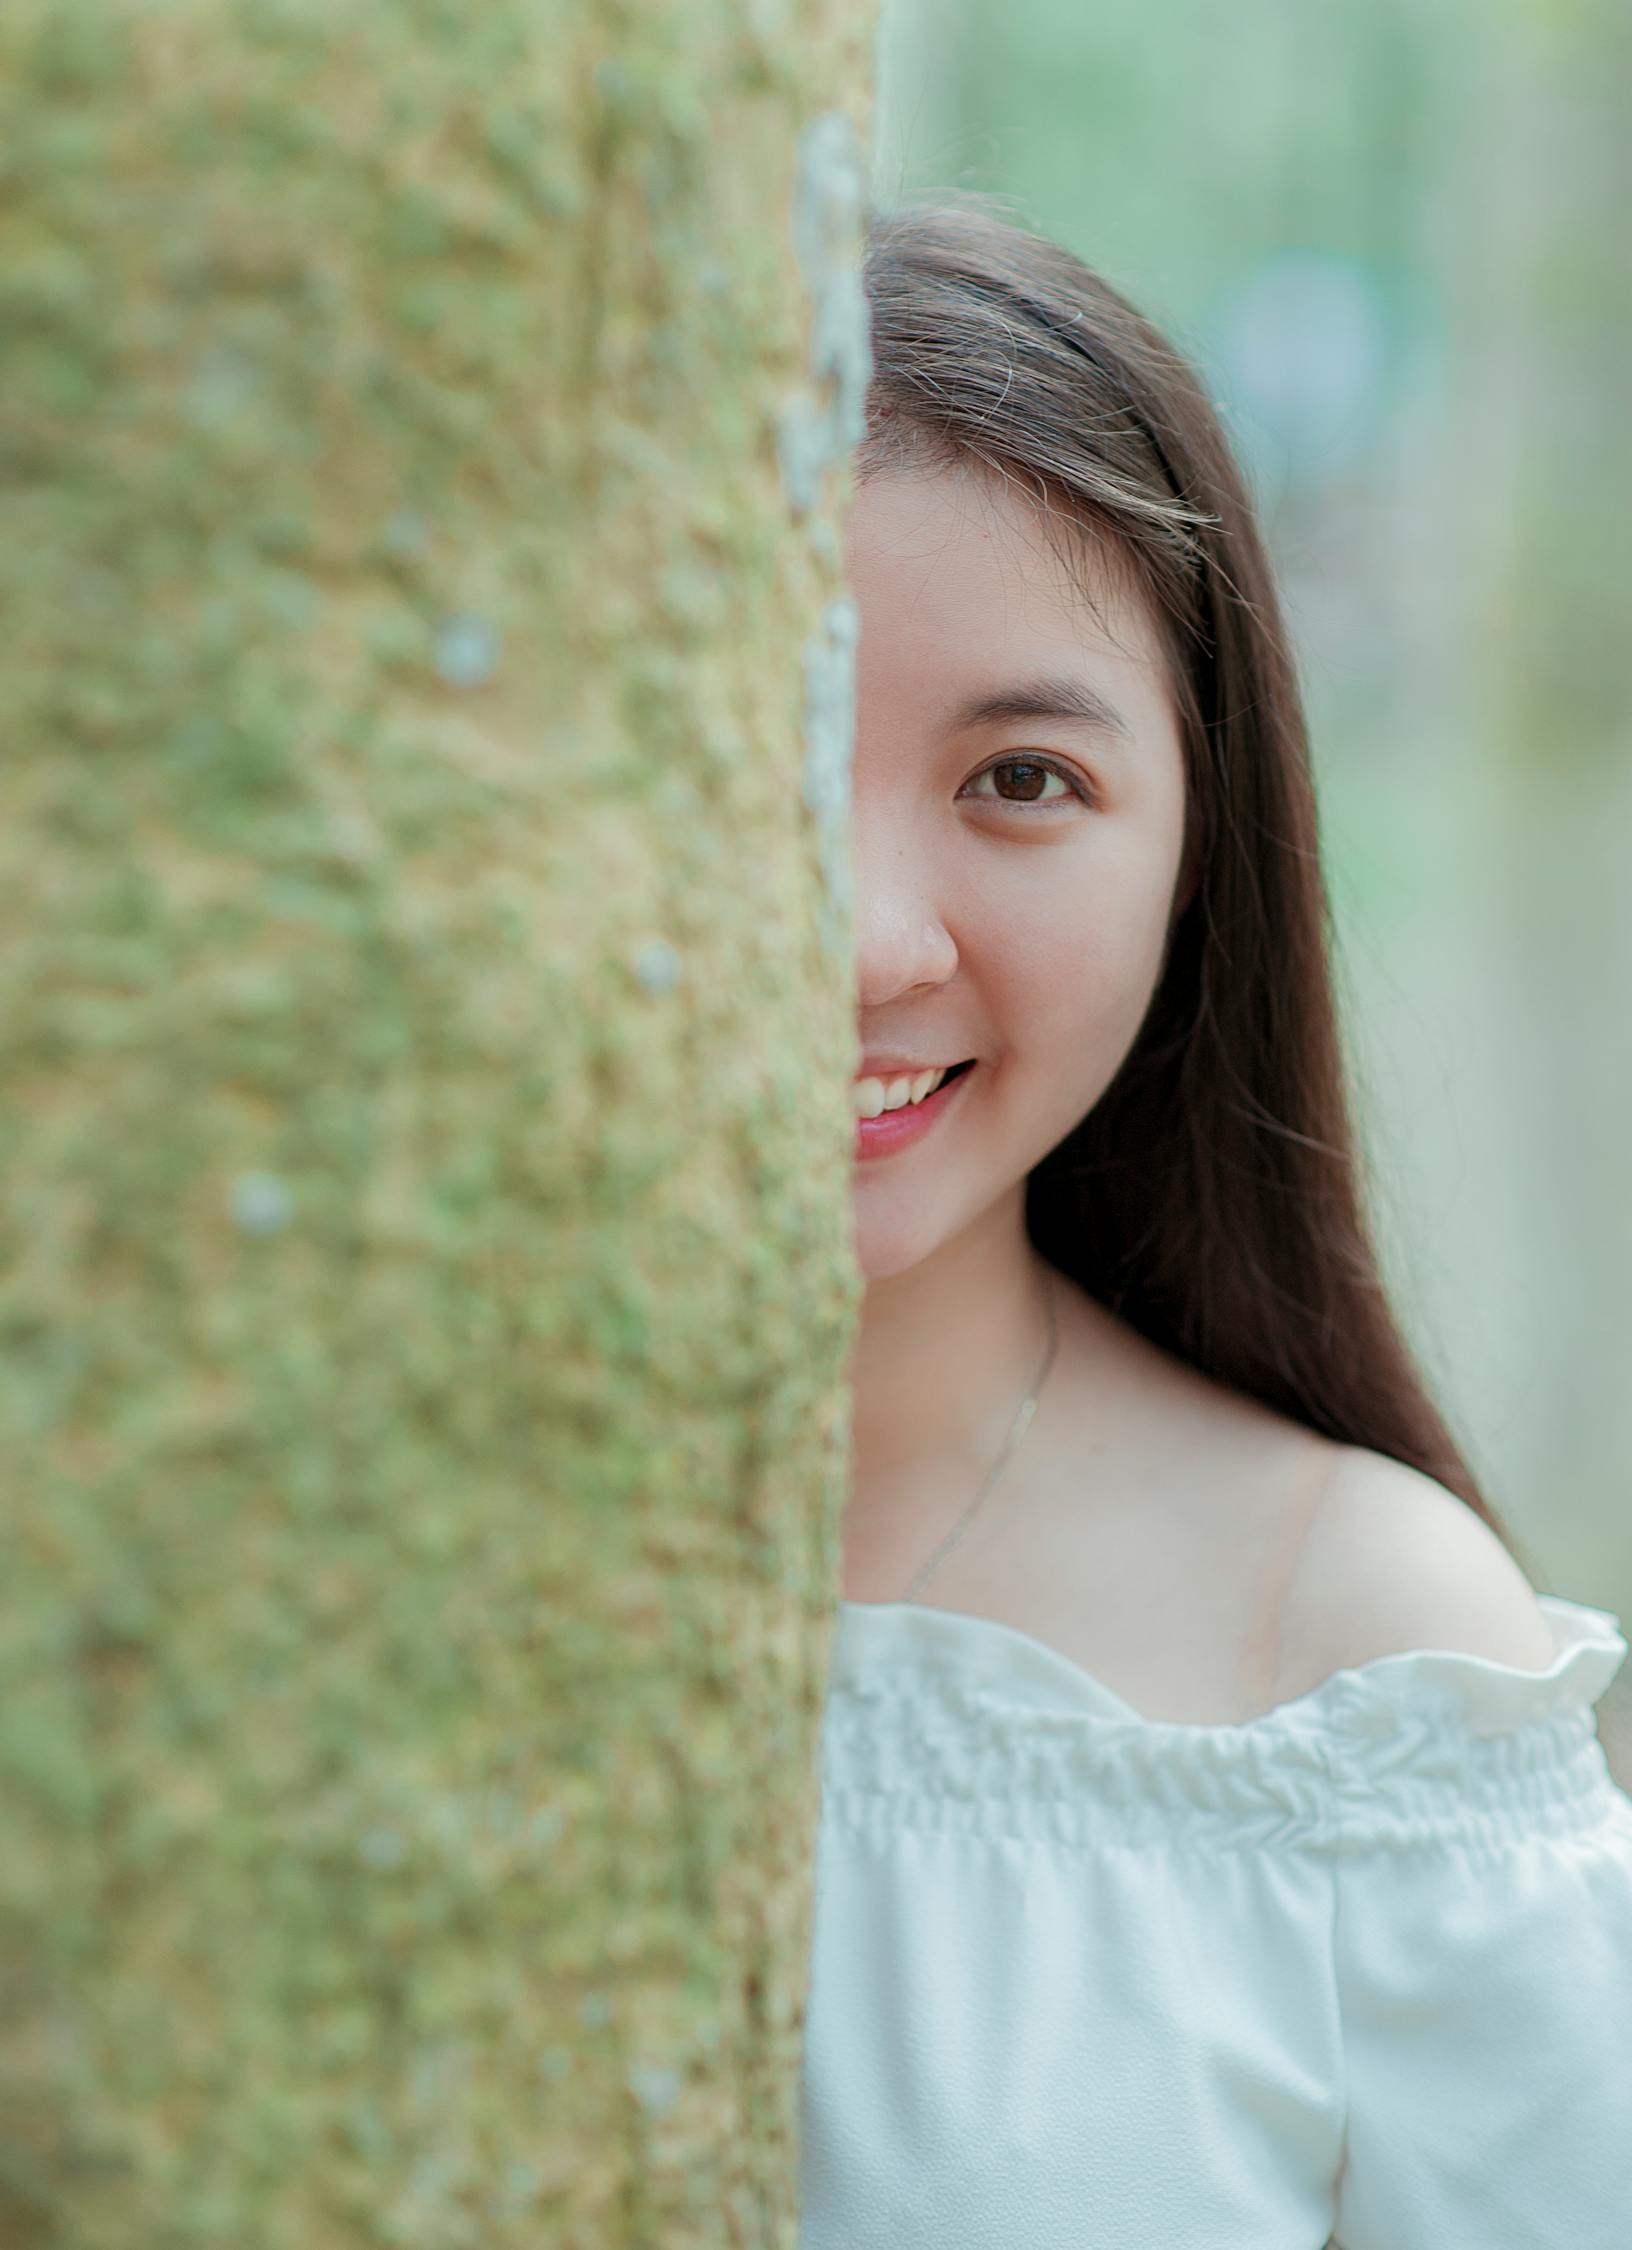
xmin=987 ymin=842 xmax=1176 ymax=1040
xmin=975 ymin=847 xmax=1177 ymax=1136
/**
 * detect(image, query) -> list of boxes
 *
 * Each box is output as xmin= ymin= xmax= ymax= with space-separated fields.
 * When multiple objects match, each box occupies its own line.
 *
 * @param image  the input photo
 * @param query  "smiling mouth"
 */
xmin=853 ymin=1057 xmax=977 ymax=1116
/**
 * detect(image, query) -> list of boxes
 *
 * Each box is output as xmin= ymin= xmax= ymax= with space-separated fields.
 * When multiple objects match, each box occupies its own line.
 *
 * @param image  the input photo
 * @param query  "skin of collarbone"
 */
xmin=841 ymin=457 xmax=1193 ymax=1583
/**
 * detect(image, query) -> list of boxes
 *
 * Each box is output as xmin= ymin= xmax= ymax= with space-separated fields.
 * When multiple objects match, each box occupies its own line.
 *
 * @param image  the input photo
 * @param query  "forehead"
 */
xmin=843 ymin=460 xmax=1175 ymax=725
xmin=843 ymin=460 xmax=1163 ymax=681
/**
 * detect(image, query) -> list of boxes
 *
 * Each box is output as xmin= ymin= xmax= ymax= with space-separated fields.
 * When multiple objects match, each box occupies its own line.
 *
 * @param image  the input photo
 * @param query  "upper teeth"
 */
xmin=853 ymin=1066 xmax=954 ymax=1119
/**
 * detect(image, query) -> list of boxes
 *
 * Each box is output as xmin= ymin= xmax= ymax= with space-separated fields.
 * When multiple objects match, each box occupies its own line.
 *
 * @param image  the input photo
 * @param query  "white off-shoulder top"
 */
xmin=796 ymin=1592 xmax=1632 ymax=2250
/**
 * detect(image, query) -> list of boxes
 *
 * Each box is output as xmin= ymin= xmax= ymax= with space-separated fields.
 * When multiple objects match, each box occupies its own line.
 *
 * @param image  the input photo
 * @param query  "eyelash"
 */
xmin=960 ymin=755 xmax=1096 ymax=814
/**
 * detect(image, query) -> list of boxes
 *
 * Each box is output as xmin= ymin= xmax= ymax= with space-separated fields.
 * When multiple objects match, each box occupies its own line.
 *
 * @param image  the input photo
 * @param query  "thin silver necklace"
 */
xmin=900 ymin=1265 xmax=1061 ymax=1606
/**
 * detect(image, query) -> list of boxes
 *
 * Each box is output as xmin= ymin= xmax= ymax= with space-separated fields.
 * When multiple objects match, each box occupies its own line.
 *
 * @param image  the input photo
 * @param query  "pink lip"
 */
xmin=853 ymin=1064 xmax=976 ymax=1162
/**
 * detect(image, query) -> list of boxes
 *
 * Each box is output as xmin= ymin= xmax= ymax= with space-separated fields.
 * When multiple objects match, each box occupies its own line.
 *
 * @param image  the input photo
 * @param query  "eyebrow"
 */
xmin=945 ymin=674 xmax=1133 ymax=741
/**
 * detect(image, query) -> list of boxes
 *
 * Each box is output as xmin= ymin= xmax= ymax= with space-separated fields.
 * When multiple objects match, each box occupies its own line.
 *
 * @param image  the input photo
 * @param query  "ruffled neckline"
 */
xmin=832 ymin=1592 xmax=1628 ymax=1740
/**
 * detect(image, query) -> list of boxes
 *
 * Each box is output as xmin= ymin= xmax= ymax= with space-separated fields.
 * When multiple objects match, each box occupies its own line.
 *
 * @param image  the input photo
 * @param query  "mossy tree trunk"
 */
xmin=0 ymin=3 xmax=873 ymax=2242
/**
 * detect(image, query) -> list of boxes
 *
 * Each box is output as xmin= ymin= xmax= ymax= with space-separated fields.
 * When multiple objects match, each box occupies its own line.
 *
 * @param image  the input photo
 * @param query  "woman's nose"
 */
xmin=851 ymin=826 xmax=960 ymax=1006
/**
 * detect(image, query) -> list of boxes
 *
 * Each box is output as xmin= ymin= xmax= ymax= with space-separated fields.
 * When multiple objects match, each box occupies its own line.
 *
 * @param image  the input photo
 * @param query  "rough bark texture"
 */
xmin=0 ymin=3 xmax=873 ymax=2242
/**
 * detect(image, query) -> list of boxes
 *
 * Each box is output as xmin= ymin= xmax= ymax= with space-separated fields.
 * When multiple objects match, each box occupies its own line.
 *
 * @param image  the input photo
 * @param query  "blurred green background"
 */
xmin=870 ymin=0 xmax=1632 ymax=1654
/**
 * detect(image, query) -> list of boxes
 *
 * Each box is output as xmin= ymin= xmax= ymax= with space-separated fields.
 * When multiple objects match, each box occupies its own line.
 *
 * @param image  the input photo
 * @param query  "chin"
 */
xmin=849 ymin=1172 xmax=984 ymax=1288
xmin=848 ymin=1201 xmax=936 ymax=1288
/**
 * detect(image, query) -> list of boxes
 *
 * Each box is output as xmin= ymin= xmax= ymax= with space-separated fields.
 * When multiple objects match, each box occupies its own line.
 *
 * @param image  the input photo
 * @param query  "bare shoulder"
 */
xmin=1272 ymin=1445 xmax=1558 ymax=1704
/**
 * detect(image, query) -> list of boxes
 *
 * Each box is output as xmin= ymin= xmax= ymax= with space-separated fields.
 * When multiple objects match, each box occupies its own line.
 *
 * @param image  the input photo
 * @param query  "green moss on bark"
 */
xmin=0 ymin=2 xmax=874 ymax=2241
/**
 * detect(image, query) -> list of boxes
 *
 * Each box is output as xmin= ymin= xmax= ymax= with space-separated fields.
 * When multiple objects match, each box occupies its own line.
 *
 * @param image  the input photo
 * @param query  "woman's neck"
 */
xmin=842 ymin=1194 xmax=1066 ymax=1596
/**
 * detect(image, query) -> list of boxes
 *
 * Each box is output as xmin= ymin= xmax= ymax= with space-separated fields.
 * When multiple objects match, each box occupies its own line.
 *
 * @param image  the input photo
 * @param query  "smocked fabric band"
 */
xmin=818 ymin=1594 xmax=1630 ymax=1854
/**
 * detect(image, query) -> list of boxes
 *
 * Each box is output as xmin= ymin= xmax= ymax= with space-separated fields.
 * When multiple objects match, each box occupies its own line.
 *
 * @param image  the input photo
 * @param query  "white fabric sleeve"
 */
xmin=1331 ymin=1702 xmax=1632 ymax=2249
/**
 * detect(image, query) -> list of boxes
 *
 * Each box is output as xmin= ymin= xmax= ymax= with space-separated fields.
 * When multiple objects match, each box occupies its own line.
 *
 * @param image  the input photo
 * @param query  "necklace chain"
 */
xmin=900 ymin=1265 xmax=1061 ymax=1607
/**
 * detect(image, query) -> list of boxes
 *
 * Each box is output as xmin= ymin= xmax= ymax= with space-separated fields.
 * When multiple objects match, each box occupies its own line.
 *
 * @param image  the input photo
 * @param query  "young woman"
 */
xmin=797 ymin=197 xmax=1632 ymax=2249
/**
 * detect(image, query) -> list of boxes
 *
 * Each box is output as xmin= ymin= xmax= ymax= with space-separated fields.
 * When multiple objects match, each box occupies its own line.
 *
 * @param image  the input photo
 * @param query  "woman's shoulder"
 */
xmin=1267 ymin=1443 xmax=1559 ymax=1711
xmin=1055 ymin=1287 xmax=1561 ymax=1714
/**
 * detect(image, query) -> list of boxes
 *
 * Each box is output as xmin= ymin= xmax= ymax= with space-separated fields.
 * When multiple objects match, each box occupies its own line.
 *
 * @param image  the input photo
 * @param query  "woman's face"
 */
xmin=845 ymin=460 xmax=1191 ymax=1284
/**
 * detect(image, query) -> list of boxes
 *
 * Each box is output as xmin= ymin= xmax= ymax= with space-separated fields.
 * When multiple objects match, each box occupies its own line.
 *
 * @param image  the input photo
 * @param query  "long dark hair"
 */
xmin=858 ymin=193 xmax=1524 ymax=1559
